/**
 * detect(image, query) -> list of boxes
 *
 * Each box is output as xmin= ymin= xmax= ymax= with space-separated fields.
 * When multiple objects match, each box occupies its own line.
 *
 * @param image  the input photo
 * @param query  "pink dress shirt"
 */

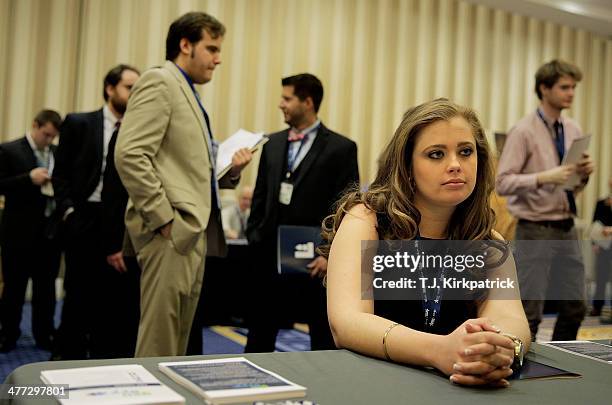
xmin=496 ymin=110 xmax=584 ymax=221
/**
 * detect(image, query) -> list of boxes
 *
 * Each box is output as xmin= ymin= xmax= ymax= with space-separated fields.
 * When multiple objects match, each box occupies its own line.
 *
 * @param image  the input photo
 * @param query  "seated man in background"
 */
xmin=0 ymin=109 xmax=63 ymax=352
xmin=222 ymin=186 xmax=253 ymax=240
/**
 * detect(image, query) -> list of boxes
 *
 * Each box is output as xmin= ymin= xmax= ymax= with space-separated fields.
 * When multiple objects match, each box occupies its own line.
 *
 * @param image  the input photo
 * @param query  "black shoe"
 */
xmin=589 ymin=308 xmax=602 ymax=317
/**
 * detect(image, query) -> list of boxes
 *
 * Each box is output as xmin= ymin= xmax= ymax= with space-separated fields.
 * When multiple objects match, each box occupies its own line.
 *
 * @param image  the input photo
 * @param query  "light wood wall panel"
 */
xmin=1 ymin=0 xmax=610 ymax=219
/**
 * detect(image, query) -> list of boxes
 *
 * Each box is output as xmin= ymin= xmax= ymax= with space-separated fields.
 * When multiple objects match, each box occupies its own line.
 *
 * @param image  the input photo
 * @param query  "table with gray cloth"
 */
xmin=4 ymin=343 xmax=612 ymax=404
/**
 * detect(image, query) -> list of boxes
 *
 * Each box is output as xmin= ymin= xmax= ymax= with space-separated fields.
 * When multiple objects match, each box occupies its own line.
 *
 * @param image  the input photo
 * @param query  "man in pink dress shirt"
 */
xmin=496 ymin=59 xmax=594 ymax=341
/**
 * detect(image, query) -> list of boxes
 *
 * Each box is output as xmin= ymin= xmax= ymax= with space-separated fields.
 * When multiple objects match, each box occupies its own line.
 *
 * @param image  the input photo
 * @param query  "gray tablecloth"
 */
xmin=4 ymin=344 xmax=612 ymax=404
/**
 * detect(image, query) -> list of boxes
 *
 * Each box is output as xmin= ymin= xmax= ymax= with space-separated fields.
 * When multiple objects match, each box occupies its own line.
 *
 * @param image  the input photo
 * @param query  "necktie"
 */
xmin=554 ymin=121 xmax=577 ymax=215
xmin=34 ymin=148 xmax=48 ymax=168
xmin=193 ymin=91 xmax=221 ymax=210
xmin=34 ymin=148 xmax=55 ymax=217
xmin=553 ymin=121 xmax=565 ymax=161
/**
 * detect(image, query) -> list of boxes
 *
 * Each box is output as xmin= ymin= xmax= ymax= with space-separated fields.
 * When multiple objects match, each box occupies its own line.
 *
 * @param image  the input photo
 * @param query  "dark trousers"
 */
xmin=515 ymin=221 xmax=586 ymax=341
xmin=186 ymin=246 xmax=252 ymax=355
xmin=93 ymin=256 xmax=141 ymax=358
xmin=245 ymin=244 xmax=334 ymax=353
xmin=54 ymin=204 xmax=141 ymax=359
xmin=54 ymin=204 xmax=105 ymax=359
xmin=0 ymin=239 xmax=60 ymax=345
xmin=593 ymin=248 xmax=612 ymax=311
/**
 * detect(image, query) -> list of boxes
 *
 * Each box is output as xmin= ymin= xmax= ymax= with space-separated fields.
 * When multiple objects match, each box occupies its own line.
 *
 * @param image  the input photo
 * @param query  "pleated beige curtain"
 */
xmin=0 ymin=0 xmax=610 ymax=219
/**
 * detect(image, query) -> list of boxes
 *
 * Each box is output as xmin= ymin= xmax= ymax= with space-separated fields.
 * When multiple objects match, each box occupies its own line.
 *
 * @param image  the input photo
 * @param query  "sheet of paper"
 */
xmin=216 ymin=129 xmax=267 ymax=180
xmin=41 ymin=181 xmax=54 ymax=197
xmin=41 ymin=364 xmax=185 ymax=405
xmin=561 ymin=134 xmax=591 ymax=190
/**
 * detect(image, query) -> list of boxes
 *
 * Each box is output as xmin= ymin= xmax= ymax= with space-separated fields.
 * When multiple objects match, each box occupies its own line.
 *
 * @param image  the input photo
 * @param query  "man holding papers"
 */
xmin=115 ymin=12 xmax=251 ymax=356
xmin=497 ymin=59 xmax=594 ymax=341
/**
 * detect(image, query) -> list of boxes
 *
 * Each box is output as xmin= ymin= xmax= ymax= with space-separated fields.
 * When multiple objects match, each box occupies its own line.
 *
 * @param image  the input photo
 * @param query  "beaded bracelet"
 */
xmin=382 ymin=322 xmax=400 ymax=361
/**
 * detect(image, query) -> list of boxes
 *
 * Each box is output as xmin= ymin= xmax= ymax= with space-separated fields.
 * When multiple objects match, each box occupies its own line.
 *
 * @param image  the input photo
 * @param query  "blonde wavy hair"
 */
xmin=319 ymin=98 xmax=497 ymax=258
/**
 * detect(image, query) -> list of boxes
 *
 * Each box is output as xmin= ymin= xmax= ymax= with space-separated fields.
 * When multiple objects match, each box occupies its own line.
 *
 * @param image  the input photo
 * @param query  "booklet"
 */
xmin=158 ymin=357 xmax=306 ymax=404
xmin=40 ymin=364 xmax=185 ymax=405
xmin=216 ymin=129 xmax=268 ymax=180
xmin=516 ymin=358 xmax=581 ymax=380
xmin=561 ymin=134 xmax=591 ymax=190
xmin=543 ymin=340 xmax=612 ymax=363
xmin=277 ymin=225 xmax=323 ymax=275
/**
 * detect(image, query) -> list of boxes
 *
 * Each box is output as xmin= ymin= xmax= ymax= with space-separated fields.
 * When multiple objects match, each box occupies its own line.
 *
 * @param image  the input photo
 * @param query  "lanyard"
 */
xmin=286 ymin=134 xmax=309 ymax=175
xmin=174 ymin=63 xmax=221 ymax=209
xmin=285 ymin=125 xmax=320 ymax=178
xmin=536 ymin=109 xmax=565 ymax=161
xmin=414 ymin=234 xmax=448 ymax=330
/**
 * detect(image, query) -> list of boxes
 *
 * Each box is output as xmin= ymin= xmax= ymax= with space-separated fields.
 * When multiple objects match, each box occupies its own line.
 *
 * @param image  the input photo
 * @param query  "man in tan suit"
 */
xmin=115 ymin=12 xmax=251 ymax=357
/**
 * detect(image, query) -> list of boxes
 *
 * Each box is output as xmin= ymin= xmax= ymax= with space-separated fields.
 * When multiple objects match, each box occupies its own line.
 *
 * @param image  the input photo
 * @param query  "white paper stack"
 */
xmin=40 ymin=364 xmax=185 ymax=405
xmin=159 ymin=357 xmax=306 ymax=404
xmin=216 ymin=129 xmax=267 ymax=180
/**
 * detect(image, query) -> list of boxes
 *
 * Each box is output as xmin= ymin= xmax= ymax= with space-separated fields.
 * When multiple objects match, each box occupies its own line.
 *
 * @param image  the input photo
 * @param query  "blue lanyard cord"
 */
xmin=537 ymin=109 xmax=565 ymax=161
xmin=414 ymin=236 xmax=448 ymax=330
xmin=287 ymin=134 xmax=309 ymax=173
xmin=286 ymin=125 xmax=321 ymax=174
xmin=173 ymin=63 xmax=221 ymax=208
xmin=536 ymin=109 xmax=576 ymax=214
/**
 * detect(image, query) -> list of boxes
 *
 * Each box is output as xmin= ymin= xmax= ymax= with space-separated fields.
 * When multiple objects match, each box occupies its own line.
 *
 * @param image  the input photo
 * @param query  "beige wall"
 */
xmin=1 ymin=0 xmax=610 ymax=219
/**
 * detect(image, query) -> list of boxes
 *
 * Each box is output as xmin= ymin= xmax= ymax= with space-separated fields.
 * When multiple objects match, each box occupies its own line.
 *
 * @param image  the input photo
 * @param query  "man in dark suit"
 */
xmin=0 ymin=109 xmax=62 ymax=352
xmin=94 ymin=115 xmax=141 ymax=359
xmin=51 ymin=64 xmax=140 ymax=359
xmin=245 ymin=73 xmax=359 ymax=352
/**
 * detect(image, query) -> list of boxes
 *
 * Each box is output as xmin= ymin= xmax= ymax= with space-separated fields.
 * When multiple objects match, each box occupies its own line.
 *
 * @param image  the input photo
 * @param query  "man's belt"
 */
xmin=518 ymin=218 xmax=574 ymax=231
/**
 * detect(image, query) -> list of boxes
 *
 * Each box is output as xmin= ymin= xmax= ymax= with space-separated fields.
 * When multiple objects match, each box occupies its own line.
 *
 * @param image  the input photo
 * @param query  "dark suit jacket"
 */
xmin=247 ymin=123 xmax=359 ymax=253
xmin=52 ymin=109 xmax=104 ymax=216
xmin=593 ymin=199 xmax=612 ymax=227
xmin=101 ymin=129 xmax=128 ymax=255
xmin=0 ymin=137 xmax=56 ymax=247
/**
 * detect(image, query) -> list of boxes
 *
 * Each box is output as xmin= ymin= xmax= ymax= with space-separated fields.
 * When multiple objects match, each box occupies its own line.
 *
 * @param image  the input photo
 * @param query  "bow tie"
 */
xmin=288 ymin=129 xmax=306 ymax=142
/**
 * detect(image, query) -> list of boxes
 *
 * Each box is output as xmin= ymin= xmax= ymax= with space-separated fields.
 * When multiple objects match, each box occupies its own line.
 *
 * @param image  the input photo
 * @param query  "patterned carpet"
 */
xmin=0 ymin=302 xmax=313 ymax=382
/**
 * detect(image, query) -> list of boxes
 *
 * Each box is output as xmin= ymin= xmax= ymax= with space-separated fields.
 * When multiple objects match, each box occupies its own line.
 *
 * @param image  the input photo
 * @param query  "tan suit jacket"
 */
xmin=115 ymin=61 xmax=232 ymax=258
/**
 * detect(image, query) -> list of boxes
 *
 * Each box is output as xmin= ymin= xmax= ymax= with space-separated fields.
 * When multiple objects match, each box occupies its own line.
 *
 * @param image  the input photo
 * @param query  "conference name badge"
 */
xmin=279 ymin=181 xmax=293 ymax=205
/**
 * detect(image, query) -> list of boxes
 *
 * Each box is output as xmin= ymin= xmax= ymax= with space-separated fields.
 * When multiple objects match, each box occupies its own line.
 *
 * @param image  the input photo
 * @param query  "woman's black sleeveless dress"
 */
xmin=372 ymin=212 xmax=478 ymax=335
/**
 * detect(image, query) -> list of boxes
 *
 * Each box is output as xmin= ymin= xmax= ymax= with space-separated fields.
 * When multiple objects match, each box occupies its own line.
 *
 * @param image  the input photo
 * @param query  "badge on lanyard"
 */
xmin=41 ymin=182 xmax=54 ymax=197
xmin=279 ymin=181 xmax=293 ymax=205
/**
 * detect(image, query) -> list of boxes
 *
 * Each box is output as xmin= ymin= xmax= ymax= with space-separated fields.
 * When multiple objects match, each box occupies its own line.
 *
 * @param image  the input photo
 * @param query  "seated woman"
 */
xmin=321 ymin=98 xmax=530 ymax=387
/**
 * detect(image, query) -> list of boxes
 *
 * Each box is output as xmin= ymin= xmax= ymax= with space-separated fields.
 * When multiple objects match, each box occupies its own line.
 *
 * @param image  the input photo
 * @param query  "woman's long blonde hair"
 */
xmin=319 ymin=98 xmax=497 ymax=257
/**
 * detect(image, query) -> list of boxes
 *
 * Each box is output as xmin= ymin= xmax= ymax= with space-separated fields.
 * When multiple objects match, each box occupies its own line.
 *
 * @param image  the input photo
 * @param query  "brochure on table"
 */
xmin=159 ymin=357 xmax=306 ymax=404
xmin=544 ymin=340 xmax=612 ymax=363
xmin=40 ymin=364 xmax=185 ymax=405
